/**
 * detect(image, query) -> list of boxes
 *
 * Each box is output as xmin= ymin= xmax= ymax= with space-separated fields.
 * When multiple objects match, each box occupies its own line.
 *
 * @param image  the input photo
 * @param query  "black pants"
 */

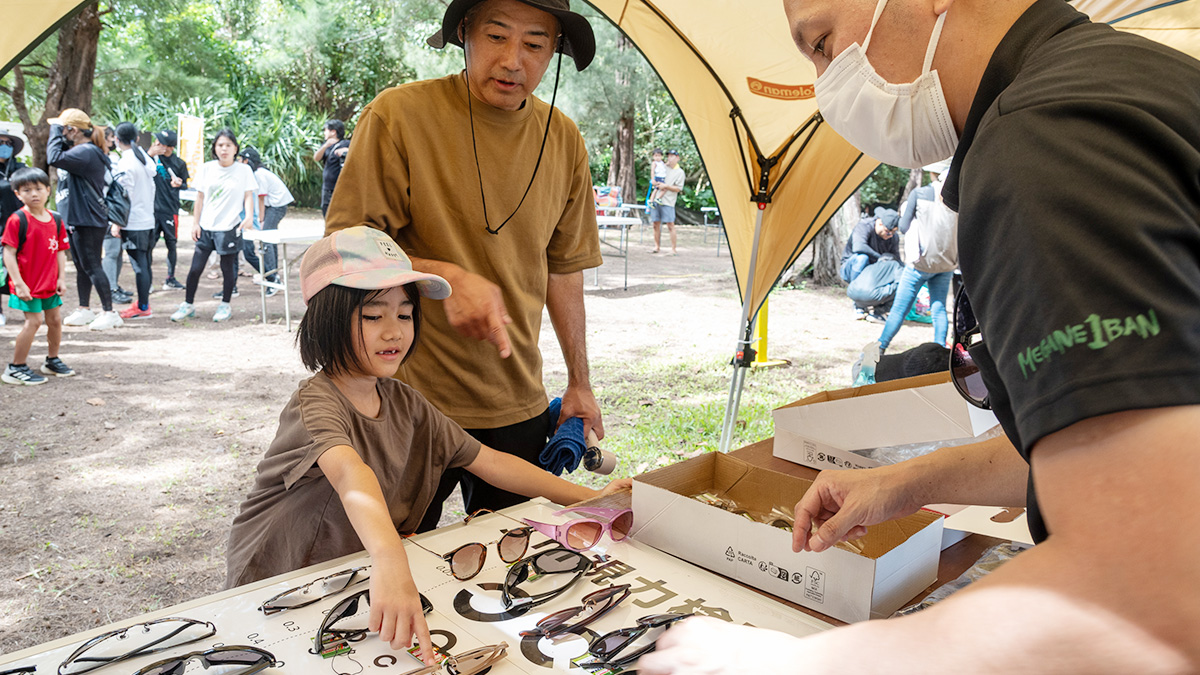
xmin=321 ymin=189 xmax=334 ymax=217
xmin=152 ymin=215 xmax=178 ymax=279
xmin=416 ymin=408 xmax=554 ymax=533
xmin=68 ymin=226 xmax=112 ymax=311
xmin=122 ymin=229 xmax=156 ymax=308
xmin=185 ymin=230 xmax=239 ymax=304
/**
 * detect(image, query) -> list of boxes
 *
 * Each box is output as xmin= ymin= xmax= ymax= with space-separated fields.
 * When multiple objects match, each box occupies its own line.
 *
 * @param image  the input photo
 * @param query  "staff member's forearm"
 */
xmin=546 ymin=271 xmax=590 ymax=387
xmin=903 ymin=433 xmax=1028 ymax=508
xmin=408 ymin=256 xmax=464 ymax=283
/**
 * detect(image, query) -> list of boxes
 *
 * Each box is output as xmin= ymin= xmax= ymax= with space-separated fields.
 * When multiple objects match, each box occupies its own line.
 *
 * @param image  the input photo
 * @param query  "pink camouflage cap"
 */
xmin=300 ymin=226 xmax=452 ymax=304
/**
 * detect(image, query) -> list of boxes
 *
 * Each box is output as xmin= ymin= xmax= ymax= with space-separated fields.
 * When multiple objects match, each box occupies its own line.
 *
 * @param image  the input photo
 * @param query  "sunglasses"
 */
xmin=57 ymin=617 xmax=217 ymax=675
xmin=522 ymin=507 xmax=633 ymax=552
xmin=584 ymin=613 xmax=693 ymax=669
xmin=313 ymin=588 xmax=434 ymax=654
xmin=398 ymin=642 xmax=508 ymax=675
xmin=502 ymin=547 xmax=592 ymax=610
xmin=132 ymin=646 xmax=276 ymax=675
xmin=259 ymin=565 xmax=370 ymax=615
xmin=520 ymin=583 xmax=631 ymax=639
xmin=405 ymin=510 xmax=534 ymax=581
xmin=950 ymin=287 xmax=990 ymax=409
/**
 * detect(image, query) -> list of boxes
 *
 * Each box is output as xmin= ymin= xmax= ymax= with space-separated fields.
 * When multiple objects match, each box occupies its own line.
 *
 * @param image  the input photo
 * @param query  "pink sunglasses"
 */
xmin=522 ymin=507 xmax=634 ymax=552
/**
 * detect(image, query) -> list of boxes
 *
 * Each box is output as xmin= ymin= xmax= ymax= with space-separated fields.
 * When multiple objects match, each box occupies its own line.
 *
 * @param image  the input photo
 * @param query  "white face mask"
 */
xmin=814 ymin=0 xmax=958 ymax=169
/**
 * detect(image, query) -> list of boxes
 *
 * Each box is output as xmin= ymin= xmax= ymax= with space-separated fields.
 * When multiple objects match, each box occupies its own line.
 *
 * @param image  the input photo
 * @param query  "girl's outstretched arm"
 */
xmin=318 ymin=445 xmax=436 ymax=664
xmin=465 ymin=445 xmax=632 ymax=506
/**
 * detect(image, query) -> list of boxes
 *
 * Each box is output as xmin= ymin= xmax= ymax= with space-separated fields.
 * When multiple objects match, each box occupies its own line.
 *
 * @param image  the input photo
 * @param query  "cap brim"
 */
xmin=334 ymin=270 xmax=453 ymax=300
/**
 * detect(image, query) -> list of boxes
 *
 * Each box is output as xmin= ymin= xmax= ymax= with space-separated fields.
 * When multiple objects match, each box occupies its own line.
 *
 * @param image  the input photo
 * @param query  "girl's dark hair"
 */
xmin=210 ymin=128 xmax=239 ymax=160
xmin=296 ymin=282 xmax=422 ymax=376
xmin=116 ymin=122 xmax=148 ymax=165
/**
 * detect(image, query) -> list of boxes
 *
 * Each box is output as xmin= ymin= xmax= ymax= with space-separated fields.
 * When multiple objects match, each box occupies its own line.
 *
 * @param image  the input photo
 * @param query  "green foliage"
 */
xmin=857 ymin=164 xmax=911 ymax=212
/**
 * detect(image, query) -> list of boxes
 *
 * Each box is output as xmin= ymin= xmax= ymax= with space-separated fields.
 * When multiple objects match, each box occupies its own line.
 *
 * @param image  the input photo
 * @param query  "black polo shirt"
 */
xmin=322 ymin=138 xmax=350 ymax=193
xmin=944 ymin=0 xmax=1200 ymax=542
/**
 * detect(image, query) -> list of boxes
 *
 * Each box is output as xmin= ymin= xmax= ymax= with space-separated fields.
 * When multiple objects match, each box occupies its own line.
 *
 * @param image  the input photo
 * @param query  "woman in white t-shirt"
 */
xmin=238 ymin=147 xmax=294 ymax=290
xmin=171 ymin=129 xmax=257 ymax=323
xmin=112 ymin=122 xmax=158 ymax=320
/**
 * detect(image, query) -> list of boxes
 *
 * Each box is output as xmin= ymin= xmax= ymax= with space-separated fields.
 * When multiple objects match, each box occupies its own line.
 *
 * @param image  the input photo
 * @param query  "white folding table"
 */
xmin=242 ymin=221 xmax=325 ymax=331
xmin=594 ymin=204 xmax=644 ymax=290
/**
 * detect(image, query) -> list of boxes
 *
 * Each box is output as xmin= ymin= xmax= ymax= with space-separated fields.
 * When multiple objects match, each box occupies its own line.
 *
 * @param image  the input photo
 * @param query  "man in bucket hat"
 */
xmin=325 ymin=0 xmax=605 ymax=531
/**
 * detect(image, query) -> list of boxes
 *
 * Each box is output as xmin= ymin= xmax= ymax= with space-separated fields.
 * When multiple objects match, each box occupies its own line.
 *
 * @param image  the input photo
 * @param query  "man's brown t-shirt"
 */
xmin=226 ymin=373 xmax=480 ymax=588
xmin=325 ymin=73 xmax=602 ymax=429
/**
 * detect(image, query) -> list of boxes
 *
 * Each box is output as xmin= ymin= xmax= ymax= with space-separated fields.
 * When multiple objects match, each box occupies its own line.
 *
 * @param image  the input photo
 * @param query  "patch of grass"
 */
xmin=573 ymin=355 xmax=841 ymax=488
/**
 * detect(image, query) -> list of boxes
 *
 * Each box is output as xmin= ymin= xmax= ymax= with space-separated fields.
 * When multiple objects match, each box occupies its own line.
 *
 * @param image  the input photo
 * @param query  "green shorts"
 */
xmin=9 ymin=293 xmax=63 ymax=314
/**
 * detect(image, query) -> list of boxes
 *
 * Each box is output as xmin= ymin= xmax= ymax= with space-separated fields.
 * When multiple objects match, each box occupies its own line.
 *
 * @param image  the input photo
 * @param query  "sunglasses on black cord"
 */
xmin=950 ymin=287 xmax=991 ymax=409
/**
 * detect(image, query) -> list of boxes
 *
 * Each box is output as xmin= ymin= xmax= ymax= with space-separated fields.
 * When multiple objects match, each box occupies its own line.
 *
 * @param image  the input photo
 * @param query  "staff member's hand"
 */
xmin=192 ymin=224 xmax=202 ymax=242
xmin=559 ymin=384 xmax=605 ymax=441
xmin=443 ymin=269 xmax=512 ymax=358
xmin=792 ymin=463 xmax=922 ymax=553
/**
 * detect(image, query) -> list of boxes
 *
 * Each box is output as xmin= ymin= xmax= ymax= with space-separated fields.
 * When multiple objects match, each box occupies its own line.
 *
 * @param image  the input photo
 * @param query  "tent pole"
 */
xmin=718 ymin=205 xmax=766 ymax=453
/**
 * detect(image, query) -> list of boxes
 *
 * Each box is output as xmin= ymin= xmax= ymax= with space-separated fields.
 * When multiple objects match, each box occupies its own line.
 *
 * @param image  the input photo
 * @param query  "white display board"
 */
xmin=0 ymin=500 xmax=832 ymax=673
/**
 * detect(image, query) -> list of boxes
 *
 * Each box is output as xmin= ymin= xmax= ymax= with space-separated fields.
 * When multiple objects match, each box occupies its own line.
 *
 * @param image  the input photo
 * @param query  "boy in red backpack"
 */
xmin=1 ymin=167 xmax=74 ymax=385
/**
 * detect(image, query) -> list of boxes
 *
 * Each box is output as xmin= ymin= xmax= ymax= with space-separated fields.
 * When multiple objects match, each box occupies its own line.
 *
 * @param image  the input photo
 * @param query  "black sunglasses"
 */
xmin=259 ymin=564 xmax=370 ymax=615
xmin=132 ymin=645 xmax=277 ymax=675
xmin=57 ymin=617 xmax=217 ymax=675
xmin=950 ymin=287 xmax=990 ymax=409
xmin=584 ymin=613 xmax=693 ymax=669
xmin=313 ymin=589 xmax=433 ymax=655
xmin=520 ymin=583 xmax=631 ymax=639
xmin=501 ymin=547 xmax=591 ymax=611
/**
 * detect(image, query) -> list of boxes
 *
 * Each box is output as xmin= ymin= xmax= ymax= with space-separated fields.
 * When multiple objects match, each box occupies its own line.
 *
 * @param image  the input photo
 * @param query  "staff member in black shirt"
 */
xmin=148 ymin=130 xmax=190 ymax=290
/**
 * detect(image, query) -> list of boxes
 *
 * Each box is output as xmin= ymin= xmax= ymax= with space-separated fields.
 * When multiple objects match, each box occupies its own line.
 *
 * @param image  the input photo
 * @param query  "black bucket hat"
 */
xmin=0 ymin=132 xmax=25 ymax=157
xmin=426 ymin=0 xmax=595 ymax=71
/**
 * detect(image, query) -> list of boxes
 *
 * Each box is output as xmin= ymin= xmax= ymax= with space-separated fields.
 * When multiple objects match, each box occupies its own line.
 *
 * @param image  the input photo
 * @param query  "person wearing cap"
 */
xmin=839 ymin=206 xmax=900 ymax=322
xmin=637 ymin=1 xmax=1200 ymax=673
xmin=45 ymin=108 xmax=124 ymax=331
xmin=0 ymin=130 xmax=28 ymax=325
xmin=649 ymin=149 xmax=686 ymax=255
xmin=313 ymin=120 xmax=350 ymax=217
xmin=148 ymin=129 xmax=189 ymax=291
xmin=325 ymin=0 xmax=606 ymax=531
xmin=226 ymin=226 xmax=631 ymax=659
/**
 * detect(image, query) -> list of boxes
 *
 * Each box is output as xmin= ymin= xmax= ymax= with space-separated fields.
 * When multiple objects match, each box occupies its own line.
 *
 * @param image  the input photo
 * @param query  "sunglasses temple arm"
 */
xmin=523 ymin=518 xmax=562 ymax=542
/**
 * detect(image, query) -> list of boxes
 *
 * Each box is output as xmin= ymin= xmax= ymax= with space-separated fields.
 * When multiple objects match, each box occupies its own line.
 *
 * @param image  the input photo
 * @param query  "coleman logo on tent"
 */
xmin=746 ymin=77 xmax=814 ymax=101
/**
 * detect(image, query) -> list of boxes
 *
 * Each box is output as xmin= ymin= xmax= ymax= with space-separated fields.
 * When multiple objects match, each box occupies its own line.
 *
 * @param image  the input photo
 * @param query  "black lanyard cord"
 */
xmin=465 ymin=49 xmax=564 ymax=236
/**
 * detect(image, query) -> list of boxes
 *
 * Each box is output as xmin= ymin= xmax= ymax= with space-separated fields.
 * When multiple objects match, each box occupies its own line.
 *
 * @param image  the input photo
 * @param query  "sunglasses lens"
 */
xmin=538 ymin=548 xmax=585 ymax=573
xmin=136 ymin=662 xmax=183 ymax=675
xmin=951 ymin=343 xmax=988 ymax=403
xmin=499 ymin=529 xmax=530 ymax=562
xmin=591 ymin=628 xmax=637 ymax=658
xmin=451 ymin=543 xmax=487 ymax=579
xmin=204 ymin=649 xmax=272 ymax=670
xmin=954 ymin=292 xmax=975 ymax=336
xmin=611 ymin=511 xmax=633 ymax=540
xmin=531 ymin=607 xmax=580 ymax=634
xmin=564 ymin=521 xmax=602 ymax=550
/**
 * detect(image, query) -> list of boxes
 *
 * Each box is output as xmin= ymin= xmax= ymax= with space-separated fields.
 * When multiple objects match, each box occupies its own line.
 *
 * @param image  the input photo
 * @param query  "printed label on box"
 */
xmin=804 ymin=567 xmax=826 ymax=604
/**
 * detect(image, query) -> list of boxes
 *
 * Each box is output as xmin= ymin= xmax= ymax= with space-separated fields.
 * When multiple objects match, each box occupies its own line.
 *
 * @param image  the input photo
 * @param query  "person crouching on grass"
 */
xmin=225 ymin=226 xmax=631 ymax=661
xmin=1 ymin=168 xmax=74 ymax=385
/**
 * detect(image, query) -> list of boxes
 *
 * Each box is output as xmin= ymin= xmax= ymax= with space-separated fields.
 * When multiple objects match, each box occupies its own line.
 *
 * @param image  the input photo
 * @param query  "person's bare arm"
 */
xmin=642 ymin=406 xmax=1200 ymax=674
xmin=546 ymin=270 xmax=604 ymax=440
xmin=191 ymin=192 xmax=205 ymax=241
xmin=258 ymin=193 xmax=266 ymax=224
xmin=317 ymin=446 xmax=435 ymax=663
xmin=465 ymin=444 xmax=631 ymax=506
xmin=313 ymin=137 xmax=334 ymax=163
xmin=794 ymin=432 xmax=1028 ymax=552
xmin=3 ymin=245 xmax=30 ymax=301
xmin=409 ymin=255 xmax=512 ymax=359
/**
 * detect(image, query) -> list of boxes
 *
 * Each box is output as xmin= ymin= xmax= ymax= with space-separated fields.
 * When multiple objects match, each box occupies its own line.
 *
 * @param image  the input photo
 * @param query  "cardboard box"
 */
xmin=772 ymin=372 xmax=998 ymax=473
xmin=632 ymin=452 xmax=943 ymax=623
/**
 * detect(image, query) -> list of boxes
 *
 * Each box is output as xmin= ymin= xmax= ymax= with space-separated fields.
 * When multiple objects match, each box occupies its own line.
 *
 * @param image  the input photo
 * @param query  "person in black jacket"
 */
xmin=0 ymin=131 xmax=27 ymax=325
xmin=45 ymin=108 xmax=123 ymax=331
xmin=148 ymin=130 xmax=189 ymax=290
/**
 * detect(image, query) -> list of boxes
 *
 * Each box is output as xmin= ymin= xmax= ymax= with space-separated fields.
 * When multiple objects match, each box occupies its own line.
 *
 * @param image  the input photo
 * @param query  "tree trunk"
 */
xmin=606 ymin=34 xmax=637 ymax=205
xmin=899 ymin=168 xmax=922 ymax=210
xmin=10 ymin=2 xmax=102 ymax=172
xmin=812 ymin=193 xmax=861 ymax=286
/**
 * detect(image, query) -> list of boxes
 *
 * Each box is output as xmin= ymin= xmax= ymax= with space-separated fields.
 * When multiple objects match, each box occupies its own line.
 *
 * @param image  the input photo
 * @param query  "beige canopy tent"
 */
xmin=583 ymin=0 xmax=1200 ymax=450
xmin=3 ymin=0 xmax=1198 ymax=449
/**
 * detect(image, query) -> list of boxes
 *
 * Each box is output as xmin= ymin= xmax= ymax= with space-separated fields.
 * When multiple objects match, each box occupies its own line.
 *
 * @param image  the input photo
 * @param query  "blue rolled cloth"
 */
xmin=539 ymin=397 xmax=586 ymax=476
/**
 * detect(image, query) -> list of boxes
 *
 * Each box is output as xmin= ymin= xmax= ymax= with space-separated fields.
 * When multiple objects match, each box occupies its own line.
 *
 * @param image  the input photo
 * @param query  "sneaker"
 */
xmin=112 ymin=289 xmax=133 ymax=305
xmin=853 ymin=307 xmax=868 ymax=320
xmin=63 ymin=308 xmax=97 ymax=326
xmin=170 ymin=302 xmax=196 ymax=322
xmin=162 ymin=277 xmax=185 ymax=290
xmin=212 ymin=287 xmax=239 ymax=299
xmin=88 ymin=310 xmax=124 ymax=331
xmin=0 ymin=314 xmax=6 ymax=326
xmin=2 ymin=364 xmax=46 ymax=386
xmin=264 ymin=287 xmax=279 ymax=298
xmin=865 ymin=310 xmax=888 ymax=325
xmin=212 ymin=302 xmax=233 ymax=323
xmin=119 ymin=305 xmax=153 ymax=320
xmin=40 ymin=357 xmax=75 ymax=378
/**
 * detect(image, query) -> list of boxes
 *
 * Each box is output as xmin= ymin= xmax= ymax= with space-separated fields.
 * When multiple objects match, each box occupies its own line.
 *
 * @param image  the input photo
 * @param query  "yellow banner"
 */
xmin=177 ymin=114 xmax=205 ymax=186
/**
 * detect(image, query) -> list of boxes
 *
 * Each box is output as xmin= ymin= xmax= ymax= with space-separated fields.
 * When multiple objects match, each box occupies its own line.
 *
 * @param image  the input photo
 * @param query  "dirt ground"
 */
xmin=0 ymin=210 xmax=932 ymax=654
